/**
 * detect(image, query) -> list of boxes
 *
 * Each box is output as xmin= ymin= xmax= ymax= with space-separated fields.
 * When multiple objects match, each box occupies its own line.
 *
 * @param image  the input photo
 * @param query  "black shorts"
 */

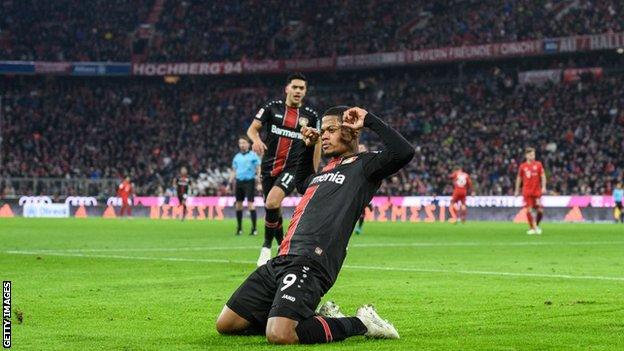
xmin=261 ymin=170 xmax=296 ymax=199
xmin=617 ymin=201 xmax=623 ymax=210
xmin=235 ymin=180 xmax=255 ymax=202
xmin=226 ymin=255 xmax=328 ymax=329
xmin=177 ymin=193 xmax=187 ymax=205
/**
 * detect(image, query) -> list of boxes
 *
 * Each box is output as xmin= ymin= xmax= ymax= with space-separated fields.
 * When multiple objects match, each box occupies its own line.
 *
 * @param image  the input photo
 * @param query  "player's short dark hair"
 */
xmin=322 ymin=106 xmax=350 ymax=121
xmin=286 ymin=72 xmax=307 ymax=85
xmin=238 ymin=135 xmax=250 ymax=143
xmin=525 ymin=147 xmax=535 ymax=154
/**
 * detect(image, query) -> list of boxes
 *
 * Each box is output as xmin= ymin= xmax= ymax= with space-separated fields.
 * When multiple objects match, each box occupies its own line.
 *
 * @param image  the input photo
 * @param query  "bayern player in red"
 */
xmin=514 ymin=147 xmax=547 ymax=235
xmin=449 ymin=165 xmax=472 ymax=223
xmin=117 ymin=176 xmax=134 ymax=217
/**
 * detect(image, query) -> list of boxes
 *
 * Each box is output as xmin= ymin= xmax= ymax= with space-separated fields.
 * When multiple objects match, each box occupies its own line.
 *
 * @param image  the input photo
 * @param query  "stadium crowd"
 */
xmin=0 ymin=0 xmax=151 ymax=61
xmin=1 ymin=0 xmax=622 ymax=62
xmin=2 ymin=66 xmax=622 ymax=197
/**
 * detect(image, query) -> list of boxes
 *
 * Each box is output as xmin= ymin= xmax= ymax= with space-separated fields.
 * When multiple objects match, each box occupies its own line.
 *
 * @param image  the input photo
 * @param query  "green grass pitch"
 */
xmin=2 ymin=218 xmax=624 ymax=350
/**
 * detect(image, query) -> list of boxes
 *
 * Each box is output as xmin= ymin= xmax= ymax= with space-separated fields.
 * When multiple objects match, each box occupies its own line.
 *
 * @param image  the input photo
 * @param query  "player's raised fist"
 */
xmin=301 ymin=126 xmax=320 ymax=147
xmin=252 ymin=140 xmax=268 ymax=156
xmin=342 ymin=107 xmax=367 ymax=131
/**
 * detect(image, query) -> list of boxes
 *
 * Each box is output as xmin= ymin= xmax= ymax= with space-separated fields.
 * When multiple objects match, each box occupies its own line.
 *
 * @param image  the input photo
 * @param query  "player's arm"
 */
xmin=313 ymin=142 xmax=321 ymax=172
xmin=294 ymin=127 xmax=320 ymax=194
xmin=344 ymin=108 xmax=414 ymax=182
xmin=541 ymin=168 xmax=547 ymax=193
xmin=248 ymin=103 xmax=272 ymax=156
xmin=229 ymin=159 xmax=236 ymax=185
xmin=246 ymin=120 xmax=267 ymax=156
xmin=514 ymin=172 xmax=521 ymax=196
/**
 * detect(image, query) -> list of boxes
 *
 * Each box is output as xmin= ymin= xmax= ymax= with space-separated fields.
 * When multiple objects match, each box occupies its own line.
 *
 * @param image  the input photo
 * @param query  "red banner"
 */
xmin=131 ymin=32 xmax=624 ymax=76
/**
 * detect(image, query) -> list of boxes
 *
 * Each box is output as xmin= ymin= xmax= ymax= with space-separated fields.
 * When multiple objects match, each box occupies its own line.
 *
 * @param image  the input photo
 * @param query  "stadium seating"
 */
xmin=1 ymin=0 xmax=622 ymax=62
xmin=2 ymin=67 xmax=622 ymax=197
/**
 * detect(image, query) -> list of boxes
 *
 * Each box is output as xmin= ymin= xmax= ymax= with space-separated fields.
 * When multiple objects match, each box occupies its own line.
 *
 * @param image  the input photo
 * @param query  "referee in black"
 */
xmin=229 ymin=136 xmax=261 ymax=235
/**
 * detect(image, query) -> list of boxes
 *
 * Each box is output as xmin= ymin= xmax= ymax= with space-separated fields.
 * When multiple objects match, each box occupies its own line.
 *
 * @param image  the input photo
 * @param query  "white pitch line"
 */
xmin=4 ymin=250 xmax=256 ymax=265
xmin=342 ymin=265 xmax=624 ymax=282
xmin=12 ymin=240 xmax=624 ymax=253
xmin=18 ymin=245 xmax=260 ymax=253
xmin=5 ymin=250 xmax=624 ymax=282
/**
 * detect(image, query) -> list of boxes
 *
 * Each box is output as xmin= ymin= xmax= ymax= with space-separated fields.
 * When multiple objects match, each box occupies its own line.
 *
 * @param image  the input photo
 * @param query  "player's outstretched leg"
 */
xmin=216 ymin=306 xmax=264 ymax=336
xmin=315 ymin=301 xmax=399 ymax=342
xmin=535 ymin=206 xmax=543 ymax=234
xmin=258 ymin=207 xmax=279 ymax=266
xmin=275 ymin=214 xmax=284 ymax=243
xmin=317 ymin=300 xmax=346 ymax=318
xmin=526 ymin=207 xmax=536 ymax=235
xmin=266 ymin=314 xmax=369 ymax=345
xmin=235 ymin=202 xmax=243 ymax=235
xmin=461 ymin=204 xmax=467 ymax=223
xmin=356 ymin=304 xmax=400 ymax=339
xmin=249 ymin=208 xmax=257 ymax=235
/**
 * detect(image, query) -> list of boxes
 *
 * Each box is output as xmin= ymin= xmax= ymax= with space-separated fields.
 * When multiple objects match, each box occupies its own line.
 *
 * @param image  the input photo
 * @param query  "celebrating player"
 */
xmin=229 ymin=136 xmax=261 ymax=235
xmin=514 ymin=147 xmax=547 ymax=234
xmin=117 ymin=175 xmax=133 ymax=217
xmin=216 ymin=106 xmax=415 ymax=344
xmin=449 ymin=165 xmax=472 ymax=223
xmin=247 ymin=73 xmax=321 ymax=266
xmin=173 ymin=166 xmax=192 ymax=220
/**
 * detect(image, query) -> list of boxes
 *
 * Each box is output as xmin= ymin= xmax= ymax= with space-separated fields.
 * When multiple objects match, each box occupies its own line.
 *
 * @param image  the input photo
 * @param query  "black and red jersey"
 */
xmin=254 ymin=100 xmax=319 ymax=177
xmin=174 ymin=176 xmax=191 ymax=196
xmin=278 ymin=113 xmax=415 ymax=288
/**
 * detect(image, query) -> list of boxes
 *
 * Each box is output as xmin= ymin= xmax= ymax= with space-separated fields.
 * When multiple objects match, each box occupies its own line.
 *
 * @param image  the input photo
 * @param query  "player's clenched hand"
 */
xmin=301 ymin=126 xmax=320 ymax=147
xmin=342 ymin=107 xmax=367 ymax=131
xmin=252 ymin=141 xmax=267 ymax=156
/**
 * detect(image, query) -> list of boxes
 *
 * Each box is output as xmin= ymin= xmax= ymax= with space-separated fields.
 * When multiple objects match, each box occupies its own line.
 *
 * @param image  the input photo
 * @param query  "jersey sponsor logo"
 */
xmin=310 ymin=171 xmax=346 ymax=186
xmin=456 ymin=174 xmax=468 ymax=187
xmin=281 ymin=294 xmax=296 ymax=302
xmin=274 ymin=114 xmax=283 ymax=119
xmin=270 ymin=125 xmax=303 ymax=139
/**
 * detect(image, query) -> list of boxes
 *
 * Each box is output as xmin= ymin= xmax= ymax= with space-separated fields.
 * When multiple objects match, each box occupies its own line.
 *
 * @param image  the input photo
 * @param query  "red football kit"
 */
xmin=518 ymin=161 xmax=544 ymax=208
xmin=117 ymin=180 xmax=133 ymax=216
xmin=450 ymin=170 xmax=472 ymax=204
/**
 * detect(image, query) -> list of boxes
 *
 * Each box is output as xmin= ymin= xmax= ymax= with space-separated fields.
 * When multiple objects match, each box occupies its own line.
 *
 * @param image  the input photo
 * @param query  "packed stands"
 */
xmin=1 ymin=0 xmax=621 ymax=62
xmin=2 ymin=65 xmax=622 ymax=197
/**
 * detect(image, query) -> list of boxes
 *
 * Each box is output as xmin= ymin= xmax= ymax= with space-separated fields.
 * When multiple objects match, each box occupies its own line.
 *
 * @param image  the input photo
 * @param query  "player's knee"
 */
xmin=215 ymin=316 xmax=233 ymax=335
xmin=265 ymin=198 xmax=281 ymax=210
xmin=266 ymin=328 xmax=297 ymax=345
